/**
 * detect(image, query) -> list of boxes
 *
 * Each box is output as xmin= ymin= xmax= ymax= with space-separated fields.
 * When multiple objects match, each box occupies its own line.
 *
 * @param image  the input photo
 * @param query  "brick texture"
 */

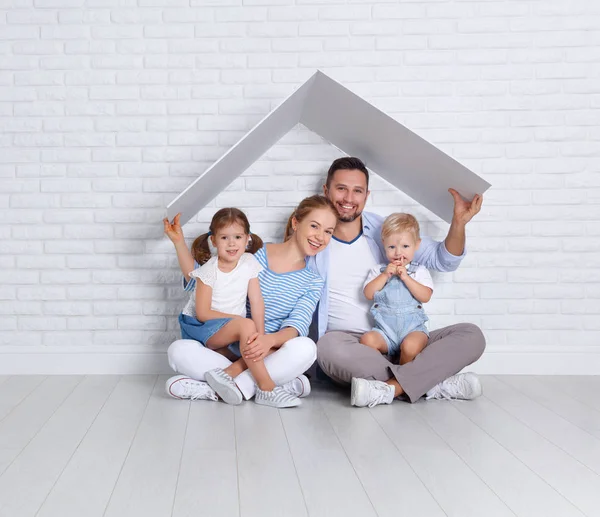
xmin=0 ymin=1 xmax=598 ymax=363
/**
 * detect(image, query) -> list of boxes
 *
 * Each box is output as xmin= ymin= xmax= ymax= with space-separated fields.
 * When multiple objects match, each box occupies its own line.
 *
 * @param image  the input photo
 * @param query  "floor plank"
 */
xmin=0 ymin=376 xmax=82 ymax=476
xmin=317 ymin=387 xmax=446 ymax=517
xmin=539 ymin=376 xmax=600 ymax=413
xmin=413 ymin=398 xmax=584 ymax=517
xmin=103 ymin=376 xmax=190 ymax=517
xmin=501 ymin=375 xmax=600 ymax=441
xmin=0 ymin=375 xmax=119 ymax=517
xmin=172 ymin=398 xmax=239 ymax=517
xmin=372 ymin=400 xmax=514 ymax=517
xmin=235 ymin=402 xmax=307 ymax=517
xmin=486 ymin=376 xmax=600 ymax=477
xmin=280 ymin=390 xmax=378 ymax=517
xmin=454 ymin=389 xmax=600 ymax=517
xmin=36 ymin=375 xmax=156 ymax=517
xmin=0 ymin=375 xmax=598 ymax=517
xmin=0 ymin=375 xmax=46 ymax=423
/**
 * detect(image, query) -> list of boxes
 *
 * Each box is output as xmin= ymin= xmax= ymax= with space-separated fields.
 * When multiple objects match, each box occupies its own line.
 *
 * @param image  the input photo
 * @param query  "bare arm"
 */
xmin=444 ymin=189 xmax=484 ymax=256
xmin=163 ymin=213 xmax=195 ymax=281
xmin=444 ymin=219 xmax=466 ymax=257
xmin=174 ymin=241 xmax=195 ymax=282
xmin=364 ymin=273 xmax=389 ymax=301
xmin=401 ymin=275 xmax=433 ymax=304
xmin=364 ymin=263 xmax=396 ymax=300
xmin=247 ymin=278 xmax=265 ymax=334
xmin=195 ymin=282 xmax=242 ymax=322
xmin=263 ymin=327 xmax=298 ymax=350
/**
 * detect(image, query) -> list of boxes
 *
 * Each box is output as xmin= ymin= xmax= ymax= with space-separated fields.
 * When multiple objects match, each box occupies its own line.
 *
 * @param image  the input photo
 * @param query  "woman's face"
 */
xmin=292 ymin=208 xmax=337 ymax=256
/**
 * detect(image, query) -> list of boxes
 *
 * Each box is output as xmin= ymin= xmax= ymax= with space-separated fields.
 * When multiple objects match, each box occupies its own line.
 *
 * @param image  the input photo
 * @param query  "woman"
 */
xmin=164 ymin=195 xmax=338 ymax=404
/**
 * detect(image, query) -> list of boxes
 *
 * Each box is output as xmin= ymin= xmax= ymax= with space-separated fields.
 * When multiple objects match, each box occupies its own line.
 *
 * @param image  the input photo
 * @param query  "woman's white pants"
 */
xmin=167 ymin=337 xmax=317 ymax=400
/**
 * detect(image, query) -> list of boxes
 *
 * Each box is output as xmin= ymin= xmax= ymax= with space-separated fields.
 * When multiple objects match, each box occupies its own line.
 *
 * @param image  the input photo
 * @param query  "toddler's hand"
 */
xmin=385 ymin=263 xmax=397 ymax=277
xmin=397 ymin=264 xmax=409 ymax=281
xmin=163 ymin=213 xmax=184 ymax=244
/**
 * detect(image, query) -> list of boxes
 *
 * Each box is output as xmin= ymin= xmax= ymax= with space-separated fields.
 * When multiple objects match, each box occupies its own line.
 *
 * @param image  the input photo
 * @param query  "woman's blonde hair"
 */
xmin=191 ymin=208 xmax=263 ymax=265
xmin=381 ymin=213 xmax=421 ymax=241
xmin=284 ymin=195 xmax=338 ymax=241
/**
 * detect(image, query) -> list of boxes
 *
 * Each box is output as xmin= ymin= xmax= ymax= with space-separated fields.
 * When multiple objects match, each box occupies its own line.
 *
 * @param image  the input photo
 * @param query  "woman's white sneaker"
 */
xmin=281 ymin=375 xmax=311 ymax=398
xmin=165 ymin=375 xmax=218 ymax=401
xmin=351 ymin=378 xmax=395 ymax=408
xmin=425 ymin=372 xmax=482 ymax=401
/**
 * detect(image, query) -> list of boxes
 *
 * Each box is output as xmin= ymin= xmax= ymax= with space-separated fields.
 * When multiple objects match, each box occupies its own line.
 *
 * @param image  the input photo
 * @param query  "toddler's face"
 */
xmin=211 ymin=222 xmax=249 ymax=265
xmin=383 ymin=231 xmax=419 ymax=265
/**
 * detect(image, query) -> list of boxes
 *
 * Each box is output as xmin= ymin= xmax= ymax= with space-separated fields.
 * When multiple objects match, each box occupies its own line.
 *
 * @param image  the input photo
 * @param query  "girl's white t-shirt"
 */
xmin=182 ymin=253 xmax=263 ymax=319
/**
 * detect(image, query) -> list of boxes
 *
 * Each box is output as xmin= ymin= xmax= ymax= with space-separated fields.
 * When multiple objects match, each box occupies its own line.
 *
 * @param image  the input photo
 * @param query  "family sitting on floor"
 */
xmin=163 ymin=156 xmax=485 ymax=409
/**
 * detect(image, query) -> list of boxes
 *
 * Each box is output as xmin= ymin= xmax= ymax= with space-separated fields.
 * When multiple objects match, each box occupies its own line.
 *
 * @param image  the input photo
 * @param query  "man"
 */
xmin=307 ymin=157 xmax=485 ymax=407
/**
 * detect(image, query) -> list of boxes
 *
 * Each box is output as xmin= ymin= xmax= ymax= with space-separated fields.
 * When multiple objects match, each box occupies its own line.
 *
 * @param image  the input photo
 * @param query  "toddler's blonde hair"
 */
xmin=381 ymin=213 xmax=420 ymax=242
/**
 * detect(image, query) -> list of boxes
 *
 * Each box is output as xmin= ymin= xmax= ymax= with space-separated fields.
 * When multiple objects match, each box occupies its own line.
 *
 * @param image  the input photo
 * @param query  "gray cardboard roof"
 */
xmin=167 ymin=70 xmax=491 ymax=225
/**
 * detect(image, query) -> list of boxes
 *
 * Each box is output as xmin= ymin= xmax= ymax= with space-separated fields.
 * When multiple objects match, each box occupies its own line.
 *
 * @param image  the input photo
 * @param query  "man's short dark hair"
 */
xmin=326 ymin=157 xmax=369 ymax=189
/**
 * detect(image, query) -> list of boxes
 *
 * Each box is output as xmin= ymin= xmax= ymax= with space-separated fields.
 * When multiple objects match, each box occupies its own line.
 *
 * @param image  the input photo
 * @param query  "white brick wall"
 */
xmin=1 ymin=0 xmax=599 ymax=373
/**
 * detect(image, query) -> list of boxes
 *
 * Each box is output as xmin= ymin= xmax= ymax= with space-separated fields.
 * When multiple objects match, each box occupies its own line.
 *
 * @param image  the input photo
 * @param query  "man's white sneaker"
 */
xmin=165 ymin=375 xmax=218 ymax=401
xmin=351 ymin=377 xmax=395 ymax=408
xmin=281 ymin=375 xmax=311 ymax=398
xmin=426 ymin=372 xmax=483 ymax=401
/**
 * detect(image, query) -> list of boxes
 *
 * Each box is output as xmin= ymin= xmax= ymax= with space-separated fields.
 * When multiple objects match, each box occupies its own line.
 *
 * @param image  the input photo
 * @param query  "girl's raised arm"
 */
xmin=163 ymin=213 xmax=195 ymax=281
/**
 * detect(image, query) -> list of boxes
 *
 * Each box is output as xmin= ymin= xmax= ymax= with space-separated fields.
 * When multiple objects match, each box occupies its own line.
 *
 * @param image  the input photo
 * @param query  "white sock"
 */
xmin=384 ymin=383 xmax=395 ymax=404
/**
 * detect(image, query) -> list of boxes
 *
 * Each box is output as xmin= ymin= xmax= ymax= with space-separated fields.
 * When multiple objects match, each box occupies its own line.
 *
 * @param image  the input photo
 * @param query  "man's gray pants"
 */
xmin=317 ymin=323 xmax=486 ymax=403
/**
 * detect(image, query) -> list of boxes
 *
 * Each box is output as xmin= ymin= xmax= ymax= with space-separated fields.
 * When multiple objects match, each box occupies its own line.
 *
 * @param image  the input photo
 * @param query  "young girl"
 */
xmin=360 ymin=213 xmax=434 ymax=366
xmin=164 ymin=208 xmax=302 ymax=408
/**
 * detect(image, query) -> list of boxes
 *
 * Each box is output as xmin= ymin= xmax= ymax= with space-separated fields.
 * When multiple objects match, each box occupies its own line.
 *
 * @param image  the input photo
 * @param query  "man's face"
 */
xmin=323 ymin=169 xmax=369 ymax=223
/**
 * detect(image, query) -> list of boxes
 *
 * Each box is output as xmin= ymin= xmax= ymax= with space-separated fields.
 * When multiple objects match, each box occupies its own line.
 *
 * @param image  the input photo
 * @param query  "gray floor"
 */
xmin=1 ymin=375 xmax=600 ymax=517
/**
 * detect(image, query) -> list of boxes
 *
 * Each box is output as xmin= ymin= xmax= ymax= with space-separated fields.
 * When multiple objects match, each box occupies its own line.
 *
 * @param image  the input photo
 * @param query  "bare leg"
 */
xmin=360 ymin=331 xmax=389 ymax=354
xmin=215 ymin=347 xmax=239 ymax=362
xmin=206 ymin=318 xmax=276 ymax=390
xmin=399 ymin=332 xmax=428 ymax=365
xmin=240 ymin=343 xmax=276 ymax=391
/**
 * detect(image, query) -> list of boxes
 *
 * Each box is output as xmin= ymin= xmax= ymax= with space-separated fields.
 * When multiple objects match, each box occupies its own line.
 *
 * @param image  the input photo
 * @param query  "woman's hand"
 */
xmin=163 ymin=212 xmax=184 ymax=244
xmin=242 ymin=333 xmax=274 ymax=362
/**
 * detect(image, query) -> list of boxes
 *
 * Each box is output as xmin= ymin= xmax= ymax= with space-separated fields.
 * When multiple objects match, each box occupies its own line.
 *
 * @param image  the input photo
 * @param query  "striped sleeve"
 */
xmin=182 ymin=260 xmax=199 ymax=292
xmin=280 ymin=276 xmax=324 ymax=337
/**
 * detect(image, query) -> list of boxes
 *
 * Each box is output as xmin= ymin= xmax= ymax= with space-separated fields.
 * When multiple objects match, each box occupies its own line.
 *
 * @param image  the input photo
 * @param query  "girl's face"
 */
xmin=211 ymin=222 xmax=249 ymax=265
xmin=292 ymin=208 xmax=337 ymax=257
xmin=384 ymin=231 xmax=420 ymax=265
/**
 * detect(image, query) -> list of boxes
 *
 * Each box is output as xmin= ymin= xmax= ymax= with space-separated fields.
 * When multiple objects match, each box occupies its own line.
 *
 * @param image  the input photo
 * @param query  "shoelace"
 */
xmin=180 ymin=380 xmax=213 ymax=401
xmin=426 ymin=384 xmax=451 ymax=401
xmin=368 ymin=384 xmax=392 ymax=408
xmin=427 ymin=376 xmax=469 ymax=401
xmin=443 ymin=375 xmax=470 ymax=398
xmin=281 ymin=378 xmax=301 ymax=397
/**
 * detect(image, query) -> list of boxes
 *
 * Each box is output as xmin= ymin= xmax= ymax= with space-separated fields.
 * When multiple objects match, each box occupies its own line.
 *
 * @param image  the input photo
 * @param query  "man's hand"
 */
xmin=242 ymin=333 xmax=274 ymax=362
xmin=449 ymin=188 xmax=483 ymax=226
xmin=163 ymin=212 xmax=184 ymax=244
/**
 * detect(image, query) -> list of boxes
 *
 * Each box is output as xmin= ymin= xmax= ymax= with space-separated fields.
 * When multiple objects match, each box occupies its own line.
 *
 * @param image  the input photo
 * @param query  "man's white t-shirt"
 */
xmin=326 ymin=235 xmax=380 ymax=334
xmin=182 ymin=253 xmax=263 ymax=319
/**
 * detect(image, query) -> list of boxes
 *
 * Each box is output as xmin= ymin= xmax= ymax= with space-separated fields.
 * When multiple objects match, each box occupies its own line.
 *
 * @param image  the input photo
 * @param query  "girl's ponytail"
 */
xmin=246 ymin=232 xmax=264 ymax=254
xmin=190 ymin=233 xmax=212 ymax=265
